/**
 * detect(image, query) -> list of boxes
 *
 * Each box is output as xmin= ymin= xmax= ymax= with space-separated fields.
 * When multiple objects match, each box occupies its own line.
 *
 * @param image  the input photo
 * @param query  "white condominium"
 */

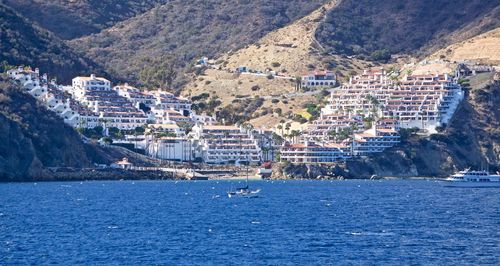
xmin=352 ymin=120 xmax=400 ymax=156
xmin=323 ymin=68 xmax=463 ymax=133
xmin=280 ymin=141 xmax=350 ymax=164
xmin=72 ymin=74 xmax=111 ymax=101
xmin=192 ymin=125 xmax=261 ymax=164
xmin=303 ymin=113 xmax=363 ymax=141
xmin=70 ymin=74 xmax=147 ymax=130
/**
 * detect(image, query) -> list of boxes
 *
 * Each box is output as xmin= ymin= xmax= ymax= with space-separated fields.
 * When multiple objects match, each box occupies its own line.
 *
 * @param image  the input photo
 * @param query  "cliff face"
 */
xmin=0 ymin=78 xmax=96 ymax=181
xmin=278 ymin=75 xmax=500 ymax=179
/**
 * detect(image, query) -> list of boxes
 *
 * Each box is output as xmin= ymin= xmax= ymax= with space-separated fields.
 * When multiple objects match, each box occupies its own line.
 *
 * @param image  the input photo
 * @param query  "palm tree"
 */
xmin=290 ymin=130 xmax=301 ymax=143
xmin=261 ymin=147 xmax=270 ymax=161
xmin=279 ymin=119 xmax=286 ymax=135
xmin=295 ymin=76 xmax=302 ymax=91
xmin=327 ymin=130 xmax=337 ymax=141
xmin=277 ymin=124 xmax=283 ymax=136
xmin=244 ymin=123 xmax=254 ymax=133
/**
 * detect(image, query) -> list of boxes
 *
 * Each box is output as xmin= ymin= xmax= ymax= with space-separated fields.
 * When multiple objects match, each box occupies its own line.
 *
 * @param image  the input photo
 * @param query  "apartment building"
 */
xmin=323 ymin=68 xmax=463 ymax=133
xmin=191 ymin=125 xmax=261 ymax=164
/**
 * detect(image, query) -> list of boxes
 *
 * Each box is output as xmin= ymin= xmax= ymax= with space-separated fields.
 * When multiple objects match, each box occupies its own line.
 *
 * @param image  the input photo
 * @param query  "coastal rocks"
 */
xmin=46 ymin=168 xmax=177 ymax=182
xmin=273 ymin=163 xmax=348 ymax=180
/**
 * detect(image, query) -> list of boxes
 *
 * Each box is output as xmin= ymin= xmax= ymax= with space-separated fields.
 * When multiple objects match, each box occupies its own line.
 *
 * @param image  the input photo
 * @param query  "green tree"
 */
xmin=177 ymin=122 xmax=193 ymax=135
xmin=370 ymin=49 xmax=391 ymax=62
xmin=134 ymin=126 xmax=145 ymax=134
xmin=139 ymin=55 xmax=177 ymax=89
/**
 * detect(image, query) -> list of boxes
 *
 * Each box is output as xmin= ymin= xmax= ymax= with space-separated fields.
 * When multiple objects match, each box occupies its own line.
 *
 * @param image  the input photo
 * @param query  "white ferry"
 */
xmin=443 ymin=169 xmax=500 ymax=187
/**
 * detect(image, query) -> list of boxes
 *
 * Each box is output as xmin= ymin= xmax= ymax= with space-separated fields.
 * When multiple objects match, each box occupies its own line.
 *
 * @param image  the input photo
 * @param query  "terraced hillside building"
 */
xmin=322 ymin=68 xmax=464 ymax=133
xmin=280 ymin=141 xmax=351 ymax=163
xmin=192 ymin=125 xmax=262 ymax=165
xmin=69 ymin=75 xmax=147 ymax=130
xmin=7 ymin=67 xmax=97 ymax=128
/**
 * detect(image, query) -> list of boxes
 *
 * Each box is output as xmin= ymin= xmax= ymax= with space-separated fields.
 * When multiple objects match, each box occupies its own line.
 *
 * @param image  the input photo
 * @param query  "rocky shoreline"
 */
xmin=1 ymin=166 xmax=443 ymax=182
xmin=270 ymin=162 xmax=449 ymax=180
xmin=1 ymin=168 xmax=180 ymax=182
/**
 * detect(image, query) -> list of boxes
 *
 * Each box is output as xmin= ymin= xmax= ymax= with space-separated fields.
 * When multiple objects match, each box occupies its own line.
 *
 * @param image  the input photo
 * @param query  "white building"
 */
xmin=280 ymin=141 xmax=350 ymax=163
xmin=302 ymin=70 xmax=336 ymax=88
xmin=151 ymin=108 xmax=192 ymax=124
xmin=114 ymin=84 xmax=156 ymax=106
xmin=303 ymin=113 xmax=363 ymax=141
xmin=71 ymin=74 xmax=111 ymax=101
xmin=190 ymin=112 xmax=217 ymax=125
xmin=146 ymin=137 xmax=194 ymax=162
xmin=322 ymin=68 xmax=464 ymax=133
xmin=192 ymin=125 xmax=261 ymax=164
xmin=353 ymin=125 xmax=400 ymax=156
xmin=147 ymin=123 xmax=185 ymax=136
xmin=152 ymin=91 xmax=192 ymax=116
xmin=70 ymin=74 xmax=148 ymax=130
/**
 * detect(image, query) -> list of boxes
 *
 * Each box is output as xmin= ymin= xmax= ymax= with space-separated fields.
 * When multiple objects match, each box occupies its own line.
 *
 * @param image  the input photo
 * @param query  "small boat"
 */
xmin=228 ymin=159 xmax=261 ymax=198
xmin=442 ymin=168 xmax=500 ymax=187
xmin=227 ymin=185 xmax=261 ymax=198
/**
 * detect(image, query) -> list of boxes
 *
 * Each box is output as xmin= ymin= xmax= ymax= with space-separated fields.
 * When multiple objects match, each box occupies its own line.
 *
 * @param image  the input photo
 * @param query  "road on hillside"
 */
xmin=260 ymin=87 xmax=338 ymax=100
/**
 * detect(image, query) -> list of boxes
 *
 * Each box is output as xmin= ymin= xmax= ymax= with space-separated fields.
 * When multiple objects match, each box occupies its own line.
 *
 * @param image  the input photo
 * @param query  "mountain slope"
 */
xmin=0 ymin=77 xmax=97 ymax=181
xmin=315 ymin=0 xmax=500 ymax=58
xmin=218 ymin=0 xmax=340 ymax=76
xmin=428 ymin=27 xmax=500 ymax=64
xmin=182 ymin=1 xmax=374 ymax=128
xmin=0 ymin=3 xmax=104 ymax=83
xmin=69 ymin=0 xmax=327 ymax=86
xmin=3 ymin=0 xmax=169 ymax=39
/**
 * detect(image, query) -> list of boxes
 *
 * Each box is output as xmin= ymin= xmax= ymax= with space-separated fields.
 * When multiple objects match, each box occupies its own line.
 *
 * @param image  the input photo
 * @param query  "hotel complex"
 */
xmin=280 ymin=67 xmax=463 ymax=164
xmin=321 ymin=68 xmax=464 ymax=133
xmin=6 ymin=65 xmax=464 ymax=165
xmin=192 ymin=125 xmax=262 ymax=164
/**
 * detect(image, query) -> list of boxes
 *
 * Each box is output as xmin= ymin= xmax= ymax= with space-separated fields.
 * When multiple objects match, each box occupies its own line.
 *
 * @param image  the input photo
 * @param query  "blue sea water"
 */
xmin=0 ymin=180 xmax=499 ymax=265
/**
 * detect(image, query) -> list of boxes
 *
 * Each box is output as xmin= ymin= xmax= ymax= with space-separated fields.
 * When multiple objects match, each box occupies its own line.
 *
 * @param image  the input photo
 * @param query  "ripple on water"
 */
xmin=0 ymin=180 xmax=498 ymax=265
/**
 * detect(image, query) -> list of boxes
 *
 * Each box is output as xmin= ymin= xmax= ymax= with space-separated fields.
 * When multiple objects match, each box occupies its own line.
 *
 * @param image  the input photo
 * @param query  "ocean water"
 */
xmin=0 ymin=180 xmax=498 ymax=265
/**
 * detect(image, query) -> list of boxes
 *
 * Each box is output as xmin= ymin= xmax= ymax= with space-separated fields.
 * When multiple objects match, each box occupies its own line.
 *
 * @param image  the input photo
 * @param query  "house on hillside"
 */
xmin=301 ymin=70 xmax=336 ymax=88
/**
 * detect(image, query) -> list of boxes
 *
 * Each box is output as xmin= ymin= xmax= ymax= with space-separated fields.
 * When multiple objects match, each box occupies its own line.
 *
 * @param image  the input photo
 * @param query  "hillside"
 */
xmin=0 ymin=77 xmax=98 ymax=181
xmin=183 ymin=1 xmax=374 ymax=128
xmin=3 ymin=0 xmax=169 ymax=40
xmin=428 ymin=27 xmax=500 ymax=64
xmin=315 ymin=0 xmax=500 ymax=59
xmin=184 ymin=69 xmax=321 ymax=128
xmin=69 ymin=0 xmax=327 ymax=87
xmin=0 ymin=3 xmax=104 ymax=83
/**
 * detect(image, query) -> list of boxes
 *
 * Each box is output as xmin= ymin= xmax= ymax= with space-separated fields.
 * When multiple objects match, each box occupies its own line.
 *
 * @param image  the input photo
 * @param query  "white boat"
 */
xmin=443 ymin=169 xmax=500 ymax=187
xmin=228 ymin=156 xmax=261 ymax=198
xmin=227 ymin=185 xmax=261 ymax=198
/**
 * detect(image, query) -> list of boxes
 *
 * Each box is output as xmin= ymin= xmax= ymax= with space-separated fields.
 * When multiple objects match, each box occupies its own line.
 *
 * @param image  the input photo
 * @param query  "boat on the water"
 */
xmin=227 ymin=185 xmax=261 ymax=198
xmin=228 ymin=158 xmax=261 ymax=198
xmin=443 ymin=169 xmax=500 ymax=187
